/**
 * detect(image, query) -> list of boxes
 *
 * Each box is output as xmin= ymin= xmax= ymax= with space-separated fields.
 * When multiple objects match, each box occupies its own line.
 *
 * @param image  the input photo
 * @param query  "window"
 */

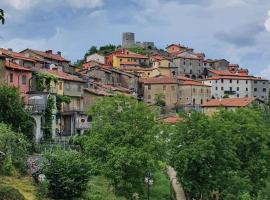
xmin=193 ymin=88 xmax=196 ymax=93
xmin=148 ymin=95 xmax=151 ymax=100
xmin=246 ymin=80 xmax=248 ymax=84
xmin=9 ymin=73 xmax=13 ymax=83
xmin=215 ymin=87 xmax=218 ymax=91
xmin=221 ymin=79 xmax=224 ymax=83
xmin=230 ymin=79 xmax=232 ymax=83
xmin=237 ymin=80 xmax=239 ymax=84
xmin=237 ymin=87 xmax=239 ymax=91
xmin=190 ymin=69 xmax=192 ymax=74
xmin=120 ymin=59 xmax=122 ymax=62
xmin=254 ymin=88 xmax=257 ymax=92
xmin=221 ymin=87 xmax=224 ymax=91
xmin=215 ymin=80 xmax=217 ymax=83
xmin=59 ymin=82 xmax=63 ymax=90
xmin=201 ymin=99 xmax=203 ymax=104
xmin=148 ymin=85 xmax=151 ymax=90
xmin=230 ymin=87 xmax=232 ymax=91
xmin=263 ymin=82 xmax=266 ymax=85
xmin=77 ymin=84 xmax=81 ymax=92
xmin=190 ymin=62 xmax=192 ymax=66
xmin=246 ymin=88 xmax=248 ymax=91
xmin=163 ymin=85 xmax=166 ymax=90
xmin=254 ymin=81 xmax=257 ymax=84
xmin=65 ymin=82 xmax=70 ymax=90
xmin=201 ymin=88 xmax=203 ymax=93
xmin=199 ymin=63 xmax=201 ymax=66
xmin=263 ymin=88 xmax=266 ymax=92
xmin=237 ymin=94 xmax=239 ymax=98
xmin=21 ymin=75 xmax=27 ymax=85
xmin=183 ymin=61 xmax=186 ymax=65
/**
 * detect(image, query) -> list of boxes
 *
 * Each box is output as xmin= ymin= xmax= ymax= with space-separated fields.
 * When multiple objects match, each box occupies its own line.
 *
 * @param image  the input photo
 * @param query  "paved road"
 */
xmin=167 ymin=166 xmax=186 ymax=200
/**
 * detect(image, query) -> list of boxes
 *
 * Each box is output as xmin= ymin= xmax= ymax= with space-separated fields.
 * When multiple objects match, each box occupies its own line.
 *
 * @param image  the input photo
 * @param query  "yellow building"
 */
xmin=107 ymin=49 xmax=149 ymax=69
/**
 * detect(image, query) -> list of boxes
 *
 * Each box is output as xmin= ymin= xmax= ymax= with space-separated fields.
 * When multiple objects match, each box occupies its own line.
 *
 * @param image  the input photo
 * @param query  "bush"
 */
xmin=0 ymin=123 xmax=30 ymax=175
xmin=0 ymin=184 xmax=25 ymax=200
xmin=43 ymin=149 xmax=91 ymax=199
xmin=36 ymin=180 xmax=49 ymax=200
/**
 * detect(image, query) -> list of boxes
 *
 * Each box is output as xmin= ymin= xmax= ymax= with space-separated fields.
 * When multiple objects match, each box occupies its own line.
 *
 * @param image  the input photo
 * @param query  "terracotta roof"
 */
xmin=180 ymin=80 xmax=211 ymax=87
xmin=202 ymin=97 xmax=255 ymax=107
xmin=115 ymin=53 xmax=148 ymax=59
xmin=0 ymin=48 xmax=37 ymax=62
xmin=84 ymin=88 xmax=113 ymax=96
xmin=163 ymin=116 xmax=183 ymax=124
xmin=177 ymin=76 xmax=193 ymax=81
xmin=139 ymin=75 xmax=178 ymax=84
xmin=43 ymin=69 xmax=85 ymax=82
xmin=205 ymin=75 xmax=267 ymax=81
xmin=25 ymin=49 xmax=70 ymax=62
xmin=82 ymin=60 xmax=111 ymax=70
xmin=5 ymin=61 xmax=31 ymax=71
xmin=208 ymin=70 xmax=244 ymax=76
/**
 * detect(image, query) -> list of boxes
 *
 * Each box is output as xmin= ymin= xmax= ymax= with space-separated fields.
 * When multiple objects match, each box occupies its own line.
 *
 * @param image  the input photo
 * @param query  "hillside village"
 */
xmin=0 ymin=32 xmax=268 ymax=142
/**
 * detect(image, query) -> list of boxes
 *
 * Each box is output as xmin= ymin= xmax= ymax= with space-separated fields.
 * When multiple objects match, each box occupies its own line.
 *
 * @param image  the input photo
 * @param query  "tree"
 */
xmin=82 ymin=95 xmax=162 ymax=198
xmin=84 ymin=46 xmax=98 ymax=60
xmin=127 ymin=46 xmax=147 ymax=55
xmin=0 ymin=85 xmax=34 ymax=140
xmin=154 ymin=93 xmax=166 ymax=107
xmin=0 ymin=123 xmax=30 ymax=175
xmin=0 ymin=9 xmax=4 ymax=25
xmin=169 ymin=109 xmax=270 ymax=199
xmin=43 ymin=149 xmax=91 ymax=199
xmin=98 ymin=44 xmax=116 ymax=55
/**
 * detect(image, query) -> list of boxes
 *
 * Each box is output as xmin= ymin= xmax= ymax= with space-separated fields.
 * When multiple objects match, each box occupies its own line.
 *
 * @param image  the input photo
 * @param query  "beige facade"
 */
xmin=141 ymin=83 xmax=178 ymax=108
xmin=179 ymin=85 xmax=211 ymax=105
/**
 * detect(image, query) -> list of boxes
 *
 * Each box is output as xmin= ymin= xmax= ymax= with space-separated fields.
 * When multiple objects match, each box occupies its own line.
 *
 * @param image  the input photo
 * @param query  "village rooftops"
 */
xmin=0 ymin=48 xmax=37 ymax=63
xmin=139 ymin=75 xmax=178 ymax=84
xmin=82 ymin=60 xmax=112 ymax=70
xmin=201 ymin=97 xmax=256 ymax=108
xmin=5 ymin=60 xmax=32 ymax=71
xmin=35 ymin=69 xmax=85 ymax=82
xmin=177 ymin=76 xmax=210 ymax=87
xmin=21 ymin=49 xmax=70 ymax=62
xmin=123 ymin=66 xmax=157 ymax=72
xmin=114 ymin=53 xmax=148 ymax=59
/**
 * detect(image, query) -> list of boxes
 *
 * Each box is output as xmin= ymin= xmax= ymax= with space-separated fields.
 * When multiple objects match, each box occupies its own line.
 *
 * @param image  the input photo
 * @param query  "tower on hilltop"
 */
xmin=122 ymin=32 xmax=135 ymax=48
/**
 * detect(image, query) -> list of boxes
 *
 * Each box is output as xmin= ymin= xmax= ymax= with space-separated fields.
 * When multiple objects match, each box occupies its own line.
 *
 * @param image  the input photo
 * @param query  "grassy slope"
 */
xmin=0 ymin=176 xmax=37 ymax=200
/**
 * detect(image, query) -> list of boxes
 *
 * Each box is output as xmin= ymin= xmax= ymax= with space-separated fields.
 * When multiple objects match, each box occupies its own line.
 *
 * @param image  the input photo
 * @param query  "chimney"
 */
xmin=57 ymin=51 xmax=61 ymax=56
xmin=45 ymin=50 xmax=52 ymax=54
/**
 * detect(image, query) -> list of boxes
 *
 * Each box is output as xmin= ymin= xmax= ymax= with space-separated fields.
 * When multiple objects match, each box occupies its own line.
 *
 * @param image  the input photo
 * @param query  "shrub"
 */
xmin=0 ymin=184 xmax=25 ymax=200
xmin=36 ymin=180 xmax=49 ymax=200
xmin=43 ymin=149 xmax=91 ymax=199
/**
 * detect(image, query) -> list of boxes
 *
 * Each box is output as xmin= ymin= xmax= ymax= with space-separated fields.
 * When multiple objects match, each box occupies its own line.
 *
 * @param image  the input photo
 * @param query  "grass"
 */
xmin=0 ymin=176 xmax=37 ymax=200
xmin=82 ymin=170 xmax=171 ymax=200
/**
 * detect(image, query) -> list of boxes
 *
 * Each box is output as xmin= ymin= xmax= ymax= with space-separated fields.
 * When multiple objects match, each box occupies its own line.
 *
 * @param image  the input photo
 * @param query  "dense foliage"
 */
xmin=82 ymin=95 xmax=163 ymax=198
xmin=43 ymin=96 xmax=56 ymax=141
xmin=127 ymin=46 xmax=147 ymax=55
xmin=56 ymin=94 xmax=71 ymax=111
xmin=43 ymin=149 xmax=91 ymax=199
xmin=0 ymin=123 xmax=30 ymax=175
xmin=169 ymin=109 xmax=270 ymax=200
xmin=0 ymin=85 xmax=33 ymax=139
xmin=0 ymin=184 xmax=25 ymax=200
xmin=0 ymin=9 xmax=4 ymax=25
xmin=33 ymin=72 xmax=58 ymax=92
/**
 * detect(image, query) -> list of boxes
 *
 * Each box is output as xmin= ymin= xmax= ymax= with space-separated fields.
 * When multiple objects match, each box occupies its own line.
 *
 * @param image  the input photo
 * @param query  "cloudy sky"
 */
xmin=0 ymin=0 xmax=270 ymax=77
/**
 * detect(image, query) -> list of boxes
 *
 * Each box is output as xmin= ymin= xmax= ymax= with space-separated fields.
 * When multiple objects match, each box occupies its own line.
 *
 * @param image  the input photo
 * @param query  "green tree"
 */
xmin=0 ymin=9 xmax=4 ymax=25
xmin=127 ymin=46 xmax=147 ymax=55
xmin=84 ymin=46 xmax=98 ymax=60
xmin=43 ymin=149 xmax=91 ymax=199
xmin=43 ymin=96 xmax=56 ymax=141
xmin=98 ymin=44 xmax=116 ymax=55
xmin=83 ymin=95 xmax=162 ymax=198
xmin=170 ymin=109 xmax=270 ymax=199
xmin=0 ymin=85 xmax=33 ymax=140
xmin=154 ymin=93 xmax=166 ymax=107
xmin=0 ymin=123 xmax=30 ymax=175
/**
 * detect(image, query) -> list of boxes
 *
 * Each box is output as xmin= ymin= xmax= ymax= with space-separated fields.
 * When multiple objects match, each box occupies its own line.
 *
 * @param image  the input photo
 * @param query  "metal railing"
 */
xmin=26 ymin=104 xmax=46 ymax=114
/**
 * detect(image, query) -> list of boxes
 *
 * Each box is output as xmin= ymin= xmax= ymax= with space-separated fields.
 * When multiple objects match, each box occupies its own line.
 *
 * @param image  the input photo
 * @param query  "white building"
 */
xmin=203 ymin=70 xmax=269 ymax=102
xmin=86 ymin=53 xmax=105 ymax=64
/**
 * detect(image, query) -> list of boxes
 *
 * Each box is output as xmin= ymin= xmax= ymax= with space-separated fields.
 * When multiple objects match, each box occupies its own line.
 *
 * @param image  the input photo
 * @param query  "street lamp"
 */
xmin=145 ymin=172 xmax=154 ymax=200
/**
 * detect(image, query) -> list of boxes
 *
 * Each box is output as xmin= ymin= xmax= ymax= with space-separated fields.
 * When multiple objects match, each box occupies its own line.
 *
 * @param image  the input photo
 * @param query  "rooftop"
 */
xmin=139 ymin=75 xmax=177 ymax=84
xmin=202 ymin=97 xmax=256 ymax=107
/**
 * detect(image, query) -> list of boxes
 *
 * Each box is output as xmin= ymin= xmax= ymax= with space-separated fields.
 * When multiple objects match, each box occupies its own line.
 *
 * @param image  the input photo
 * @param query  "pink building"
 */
xmin=1 ymin=59 xmax=32 ymax=104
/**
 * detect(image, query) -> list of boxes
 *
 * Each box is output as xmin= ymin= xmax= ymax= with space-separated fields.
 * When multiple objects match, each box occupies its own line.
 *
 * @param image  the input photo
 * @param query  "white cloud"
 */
xmin=258 ymin=65 xmax=270 ymax=79
xmin=210 ymin=0 xmax=249 ymax=8
xmin=265 ymin=10 xmax=270 ymax=32
xmin=0 ymin=0 xmax=104 ymax=10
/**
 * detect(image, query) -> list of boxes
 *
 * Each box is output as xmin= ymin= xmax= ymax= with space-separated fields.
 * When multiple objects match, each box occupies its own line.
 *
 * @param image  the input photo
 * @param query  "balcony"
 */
xmin=62 ymin=105 xmax=84 ymax=113
xmin=26 ymin=104 xmax=46 ymax=114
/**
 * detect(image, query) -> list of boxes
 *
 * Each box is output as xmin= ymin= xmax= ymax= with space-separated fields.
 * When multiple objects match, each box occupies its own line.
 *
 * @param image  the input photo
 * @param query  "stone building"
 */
xmin=139 ymin=75 xmax=179 ymax=109
xmin=122 ymin=32 xmax=135 ymax=47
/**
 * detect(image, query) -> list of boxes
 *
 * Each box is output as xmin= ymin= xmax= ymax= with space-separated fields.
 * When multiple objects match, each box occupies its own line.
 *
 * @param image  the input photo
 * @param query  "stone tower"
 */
xmin=122 ymin=32 xmax=135 ymax=47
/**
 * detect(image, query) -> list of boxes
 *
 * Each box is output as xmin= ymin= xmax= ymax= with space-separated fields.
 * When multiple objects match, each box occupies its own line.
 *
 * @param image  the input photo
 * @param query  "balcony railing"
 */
xmin=26 ymin=104 xmax=46 ymax=114
xmin=62 ymin=105 xmax=84 ymax=112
